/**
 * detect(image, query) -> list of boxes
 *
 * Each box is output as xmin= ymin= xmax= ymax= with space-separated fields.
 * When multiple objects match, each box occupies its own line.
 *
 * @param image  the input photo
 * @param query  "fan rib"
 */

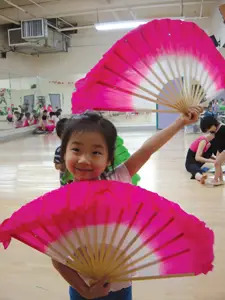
xmin=82 ymin=215 xmax=96 ymax=272
xmin=99 ymin=206 xmax=110 ymax=263
xmin=93 ymin=204 xmax=98 ymax=266
xmin=156 ymin=60 xmax=181 ymax=108
xmin=119 ymin=40 xmax=179 ymax=107
xmin=102 ymin=209 xmax=125 ymax=270
xmin=98 ymin=81 xmax=177 ymax=110
xmin=111 ymin=248 xmax=190 ymax=280
xmin=112 ymin=272 xmax=194 ymax=282
xmin=107 ymin=212 xmax=158 ymax=276
xmin=193 ymin=67 xmax=206 ymax=105
xmin=103 ymin=64 xmax=173 ymax=108
xmin=106 ymin=203 xmax=143 ymax=271
xmin=65 ymin=186 xmax=94 ymax=270
xmin=114 ymin=233 xmax=184 ymax=275
xmin=164 ymin=56 xmax=182 ymax=103
xmin=107 ymin=217 xmax=175 ymax=276
xmin=113 ymin=50 xmax=163 ymax=94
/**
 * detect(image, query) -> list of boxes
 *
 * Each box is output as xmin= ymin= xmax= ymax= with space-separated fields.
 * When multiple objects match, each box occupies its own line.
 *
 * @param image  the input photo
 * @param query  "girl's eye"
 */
xmin=93 ymin=151 xmax=102 ymax=155
xmin=72 ymin=148 xmax=80 ymax=152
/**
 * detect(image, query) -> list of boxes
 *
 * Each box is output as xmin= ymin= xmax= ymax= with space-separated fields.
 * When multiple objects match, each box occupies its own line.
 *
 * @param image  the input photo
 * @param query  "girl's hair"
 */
xmin=49 ymin=111 xmax=55 ymax=117
xmin=25 ymin=112 xmax=30 ymax=118
xmin=56 ymin=118 xmax=68 ymax=138
xmin=200 ymin=116 xmax=219 ymax=132
xmin=61 ymin=112 xmax=117 ymax=172
xmin=17 ymin=113 xmax=24 ymax=121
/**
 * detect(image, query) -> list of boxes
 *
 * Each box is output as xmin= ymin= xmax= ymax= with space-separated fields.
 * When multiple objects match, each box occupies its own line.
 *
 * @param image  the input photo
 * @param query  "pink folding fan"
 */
xmin=0 ymin=181 xmax=214 ymax=283
xmin=72 ymin=19 xmax=225 ymax=114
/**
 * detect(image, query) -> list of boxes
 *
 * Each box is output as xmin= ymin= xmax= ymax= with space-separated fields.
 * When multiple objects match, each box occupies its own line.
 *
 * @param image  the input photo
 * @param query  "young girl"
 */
xmin=14 ymin=112 xmax=24 ymax=128
xmin=185 ymin=133 xmax=215 ymax=184
xmin=52 ymin=107 xmax=201 ymax=300
xmin=23 ymin=112 xmax=32 ymax=127
xmin=200 ymin=115 xmax=225 ymax=185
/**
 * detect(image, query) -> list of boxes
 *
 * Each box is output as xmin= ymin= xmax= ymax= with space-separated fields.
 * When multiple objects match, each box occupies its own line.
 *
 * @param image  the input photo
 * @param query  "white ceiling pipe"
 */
xmin=0 ymin=14 xmax=19 ymax=25
xmin=46 ymin=1 xmax=217 ymax=19
xmin=200 ymin=0 xmax=205 ymax=17
xmin=59 ymin=16 xmax=209 ymax=32
xmin=3 ymin=0 xmax=36 ymax=17
xmin=26 ymin=0 xmax=75 ymax=28
xmin=27 ymin=0 xmax=42 ymax=8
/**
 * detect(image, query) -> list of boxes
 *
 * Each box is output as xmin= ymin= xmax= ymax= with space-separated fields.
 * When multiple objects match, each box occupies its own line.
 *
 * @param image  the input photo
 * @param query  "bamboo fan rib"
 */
xmin=0 ymin=181 xmax=214 ymax=284
xmin=72 ymin=19 xmax=225 ymax=114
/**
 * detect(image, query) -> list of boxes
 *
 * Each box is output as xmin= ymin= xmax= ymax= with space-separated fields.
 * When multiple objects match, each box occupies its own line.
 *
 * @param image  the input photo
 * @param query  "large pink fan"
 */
xmin=0 ymin=181 xmax=213 ymax=283
xmin=72 ymin=19 xmax=225 ymax=114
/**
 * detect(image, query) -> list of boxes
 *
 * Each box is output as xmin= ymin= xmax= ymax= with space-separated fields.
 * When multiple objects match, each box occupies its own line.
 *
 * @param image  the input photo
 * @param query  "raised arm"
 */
xmin=125 ymin=107 xmax=202 ymax=177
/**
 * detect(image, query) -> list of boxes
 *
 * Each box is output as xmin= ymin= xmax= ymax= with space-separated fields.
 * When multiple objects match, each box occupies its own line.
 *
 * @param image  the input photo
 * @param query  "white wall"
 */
xmin=210 ymin=1 xmax=225 ymax=46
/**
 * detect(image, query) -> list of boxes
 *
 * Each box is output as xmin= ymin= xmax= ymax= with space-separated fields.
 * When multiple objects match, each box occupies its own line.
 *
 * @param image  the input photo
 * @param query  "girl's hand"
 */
xmin=179 ymin=106 xmax=203 ymax=126
xmin=82 ymin=279 xmax=111 ymax=299
xmin=207 ymin=159 xmax=216 ymax=164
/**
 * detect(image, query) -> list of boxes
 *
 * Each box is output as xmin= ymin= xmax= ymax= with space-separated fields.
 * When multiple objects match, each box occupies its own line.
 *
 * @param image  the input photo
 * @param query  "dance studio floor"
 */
xmin=0 ymin=130 xmax=224 ymax=300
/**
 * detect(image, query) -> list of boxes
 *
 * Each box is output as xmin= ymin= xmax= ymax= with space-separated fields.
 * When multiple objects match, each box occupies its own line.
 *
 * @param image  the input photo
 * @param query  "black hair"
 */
xmin=25 ymin=112 xmax=31 ymax=118
xmin=56 ymin=118 xmax=68 ymax=138
xmin=61 ymin=112 xmax=117 ymax=173
xmin=55 ymin=111 xmax=61 ymax=118
xmin=43 ymin=110 xmax=48 ymax=114
xmin=17 ymin=113 xmax=24 ymax=121
xmin=49 ymin=112 xmax=55 ymax=117
xmin=200 ymin=116 xmax=219 ymax=132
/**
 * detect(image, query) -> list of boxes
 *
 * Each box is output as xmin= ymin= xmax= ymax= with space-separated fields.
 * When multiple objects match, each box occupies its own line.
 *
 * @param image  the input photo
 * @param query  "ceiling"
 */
xmin=0 ymin=0 xmax=220 ymax=31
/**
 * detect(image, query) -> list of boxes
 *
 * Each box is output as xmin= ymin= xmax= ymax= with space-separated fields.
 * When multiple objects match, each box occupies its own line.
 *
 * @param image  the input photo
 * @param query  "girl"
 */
xmin=46 ymin=111 xmax=56 ymax=132
xmin=23 ymin=112 xmax=32 ymax=127
xmin=52 ymin=107 xmax=201 ymax=300
xmin=200 ymin=115 xmax=225 ymax=185
xmin=185 ymin=133 xmax=215 ymax=184
xmin=14 ymin=112 xmax=24 ymax=128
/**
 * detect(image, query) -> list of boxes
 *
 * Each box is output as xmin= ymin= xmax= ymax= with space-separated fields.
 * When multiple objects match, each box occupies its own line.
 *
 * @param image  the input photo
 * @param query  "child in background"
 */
xmin=23 ymin=112 xmax=32 ymax=127
xmin=185 ymin=133 xmax=215 ymax=184
xmin=46 ymin=111 xmax=56 ymax=132
xmin=52 ymin=107 xmax=201 ymax=300
xmin=54 ymin=118 xmax=70 ymax=186
xmin=14 ymin=112 xmax=24 ymax=128
xmin=200 ymin=115 xmax=225 ymax=185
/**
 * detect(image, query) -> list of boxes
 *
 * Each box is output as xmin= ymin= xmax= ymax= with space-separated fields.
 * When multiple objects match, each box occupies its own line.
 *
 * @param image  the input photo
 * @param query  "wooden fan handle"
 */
xmin=110 ymin=273 xmax=194 ymax=282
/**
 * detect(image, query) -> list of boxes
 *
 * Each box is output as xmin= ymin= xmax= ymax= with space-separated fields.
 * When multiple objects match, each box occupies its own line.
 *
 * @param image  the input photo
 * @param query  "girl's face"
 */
xmin=64 ymin=131 xmax=111 ymax=181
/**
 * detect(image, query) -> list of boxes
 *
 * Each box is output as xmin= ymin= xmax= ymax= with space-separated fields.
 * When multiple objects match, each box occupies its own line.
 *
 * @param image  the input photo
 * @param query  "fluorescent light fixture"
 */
xmin=95 ymin=20 xmax=147 ymax=31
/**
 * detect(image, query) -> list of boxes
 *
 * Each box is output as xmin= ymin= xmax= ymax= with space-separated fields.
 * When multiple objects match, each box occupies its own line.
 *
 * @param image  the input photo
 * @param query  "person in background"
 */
xmin=47 ymin=104 xmax=53 ymax=113
xmin=23 ymin=112 xmax=32 ymax=127
xmin=204 ymin=105 xmax=215 ymax=118
xmin=14 ymin=112 xmax=24 ymax=128
xmin=53 ymin=118 xmax=70 ymax=186
xmin=212 ymin=100 xmax=219 ymax=116
xmin=55 ymin=108 xmax=62 ymax=120
xmin=185 ymin=133 xmax=215 ymax=184
xmin=200 ymin=115 xmax=225 ymax=185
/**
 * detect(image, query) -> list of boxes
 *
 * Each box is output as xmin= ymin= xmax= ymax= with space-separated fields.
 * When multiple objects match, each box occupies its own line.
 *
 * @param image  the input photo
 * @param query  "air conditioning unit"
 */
xmin=8 ymin=28 xmax=29 ymax=46
xmin=22 ymin=19 xmax=48 ymax=40
xmin=8 ymin=19 xmax=70 ymax=55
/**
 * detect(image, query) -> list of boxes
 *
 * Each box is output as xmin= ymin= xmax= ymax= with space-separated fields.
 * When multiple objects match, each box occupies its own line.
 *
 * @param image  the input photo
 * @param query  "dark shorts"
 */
xmin=69 ymin=286 xmax=132 ymax=300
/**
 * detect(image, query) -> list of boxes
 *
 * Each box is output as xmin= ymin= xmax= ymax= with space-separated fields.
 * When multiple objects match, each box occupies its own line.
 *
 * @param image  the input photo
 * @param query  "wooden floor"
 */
xmin=0 ymin=130 xmax=224 ymax=300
